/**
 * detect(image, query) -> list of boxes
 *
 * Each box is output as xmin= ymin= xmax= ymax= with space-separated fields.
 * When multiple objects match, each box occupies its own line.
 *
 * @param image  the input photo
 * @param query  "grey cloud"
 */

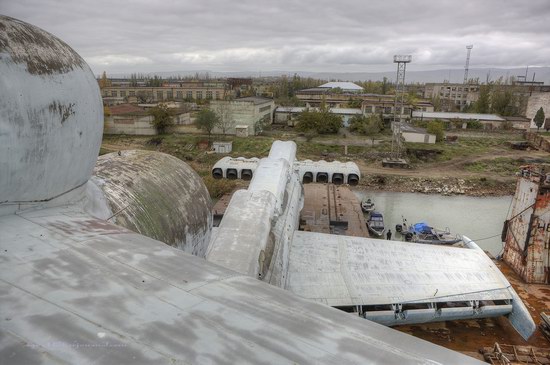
xmin=3 ymin=0 xmax=550 ymax=75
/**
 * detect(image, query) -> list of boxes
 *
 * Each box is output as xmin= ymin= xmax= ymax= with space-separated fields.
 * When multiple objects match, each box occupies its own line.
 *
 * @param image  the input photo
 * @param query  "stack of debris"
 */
xmin=541 ymin=312 xmax=550 ymax=342
xmin=481 ymin=343 xmax=550 ymax=364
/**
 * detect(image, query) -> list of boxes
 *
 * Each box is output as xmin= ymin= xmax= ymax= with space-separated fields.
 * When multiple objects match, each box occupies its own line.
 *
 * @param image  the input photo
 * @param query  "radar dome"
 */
xmin=93 ymin=150 xmax=213 ymax=257
xmin=0 ymin=16 xmax=103 ymax=203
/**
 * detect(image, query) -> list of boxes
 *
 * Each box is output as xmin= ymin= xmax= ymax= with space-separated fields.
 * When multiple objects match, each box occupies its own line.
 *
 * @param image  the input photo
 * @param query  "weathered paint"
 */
xmin=0 ymin=16 xmax=519 ymax=364
xmin=0 ymin=15 xmax=102 ymax=204
xmin=0 ymin=207 xmax=484 ymax=365
xmin=211 ymin=140 xmax=536 ymax=340
xmin=464 ymin=237 xmax=537 ymax=340
xmin=212 ymin=156 xmax=361 ymax=185
xmin=285 ymin=232 xmax=535 ymax=340
xmin=503 ymin=166 xmax=550 ymax=283
xmin=288 ymin=231 xmax=513 ymax=305
xmin=207 ymin=189 xmax=277 ymax=276
xmin=92 ymin=150 xmax=212 ymax=257
xmin=294 ymin=159 xmax=361 ymax=185
xmin=207 ymin=141 xmax=303 ymax=278
xmin=0 ymin=16 xmax=85 ymax=75
xmin=210 ymin=146 xmax=305 ymax=283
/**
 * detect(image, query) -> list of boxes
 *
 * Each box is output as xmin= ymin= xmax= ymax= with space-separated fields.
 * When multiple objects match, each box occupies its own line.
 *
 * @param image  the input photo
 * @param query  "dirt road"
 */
xmin=359 ymin=149 xmax=550 ymax=182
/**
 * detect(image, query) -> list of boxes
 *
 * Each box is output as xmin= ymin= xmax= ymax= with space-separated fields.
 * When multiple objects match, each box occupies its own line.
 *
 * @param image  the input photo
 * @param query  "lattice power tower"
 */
xmin=463 ymin=45 xmax=473 ymax=84
xmin=384 ymin=55 xmax=412 ymax=167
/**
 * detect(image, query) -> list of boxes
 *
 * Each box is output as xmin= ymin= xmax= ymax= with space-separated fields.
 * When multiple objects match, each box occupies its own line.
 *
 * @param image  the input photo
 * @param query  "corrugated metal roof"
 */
xmin=235 ymin=96 xmax=273 ymax=105
xmin=412 ymin=111 xmax=505 ymax=121
xmin=109 ymin=103 xmax=147 ymax=116
xmin=275 ymin=107 xmax=362 ymax=115
xmin=400 ymin=123 xmax=430 ymax=134
xmin=275 ymin=106 xmax=306 ymax=113
xmin=331 ymin=108 xmax=363 ymax=114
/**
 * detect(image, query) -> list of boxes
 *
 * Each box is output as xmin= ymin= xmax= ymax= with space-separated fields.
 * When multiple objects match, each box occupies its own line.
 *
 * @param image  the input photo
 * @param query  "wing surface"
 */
xmin=287 ymin=231 xmax=535 ymax=339
xmin=0 ymin=206 xmax=484 ymax=365
xmin=288 ymin=231 xmax=511 ymax=305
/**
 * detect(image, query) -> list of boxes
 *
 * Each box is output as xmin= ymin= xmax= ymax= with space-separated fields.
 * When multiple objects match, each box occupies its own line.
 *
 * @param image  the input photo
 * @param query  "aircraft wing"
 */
xmin=286 ymin=231 xmax=535 ymax=339
xmin=0 ymin=206 xmax=484 ymax=365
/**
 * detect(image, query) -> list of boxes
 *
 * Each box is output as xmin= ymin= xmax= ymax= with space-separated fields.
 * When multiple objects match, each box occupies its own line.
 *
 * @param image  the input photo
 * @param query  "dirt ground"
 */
xmin=395 ymin=260 xmax=550 ymax=359
xmin=358 ymin=150 xmax=549 ymax=181
xmin=352 ymin=151 xmax=530 ymax=197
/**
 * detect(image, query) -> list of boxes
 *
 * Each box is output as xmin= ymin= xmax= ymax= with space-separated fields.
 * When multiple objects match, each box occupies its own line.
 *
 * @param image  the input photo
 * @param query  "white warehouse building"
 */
xmin=210 ymin=96 xmax=274 ymax=136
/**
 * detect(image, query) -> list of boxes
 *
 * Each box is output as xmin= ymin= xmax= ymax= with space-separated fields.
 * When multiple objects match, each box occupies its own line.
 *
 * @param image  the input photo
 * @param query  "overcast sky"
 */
xmin=3 ymin=0 xmax=550 ymax=76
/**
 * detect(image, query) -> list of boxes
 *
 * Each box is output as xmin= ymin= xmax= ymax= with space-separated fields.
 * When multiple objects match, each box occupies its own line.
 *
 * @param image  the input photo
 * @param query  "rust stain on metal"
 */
xmin=396 ymin=260 xmax=550 ymax=357
xmin=503 ymin=165 xmax=550 ymax=284
xmin=299 ymin=183 xmax=369 ymax=237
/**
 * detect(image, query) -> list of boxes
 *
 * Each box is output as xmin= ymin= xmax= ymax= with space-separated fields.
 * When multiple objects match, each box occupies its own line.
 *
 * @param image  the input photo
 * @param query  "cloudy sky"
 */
xmin=3 ymin=0 xmax=550 ymax=76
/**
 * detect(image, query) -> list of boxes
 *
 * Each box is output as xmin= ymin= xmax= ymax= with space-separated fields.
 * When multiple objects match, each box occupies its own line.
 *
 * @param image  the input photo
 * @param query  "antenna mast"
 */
xmin=463 ymin=45 xmax=473 ymax=84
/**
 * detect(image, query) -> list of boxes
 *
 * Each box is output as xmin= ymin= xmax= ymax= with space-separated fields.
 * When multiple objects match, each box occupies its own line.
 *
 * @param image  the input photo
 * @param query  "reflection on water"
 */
xmin=353 ymin=190 xmax=512 ymax=257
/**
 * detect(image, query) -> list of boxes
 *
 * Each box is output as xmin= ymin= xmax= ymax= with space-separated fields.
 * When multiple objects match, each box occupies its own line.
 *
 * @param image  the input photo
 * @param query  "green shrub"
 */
xmin=467 ymin=120 xmax=483 ymax=129
xmin=203 ymin=176 xmax=237 ymax=199
xmin=295 ymin=109 xmax=342 ymax=134
xmin=426 ymin=120 xmax=445 ymax=142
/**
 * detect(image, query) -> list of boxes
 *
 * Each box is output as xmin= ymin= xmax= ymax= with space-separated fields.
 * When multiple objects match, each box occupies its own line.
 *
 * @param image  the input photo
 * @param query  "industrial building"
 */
xmin=411 ymin=111 xmax=508 ymax=129
xmin=274 ymin=106 xmax=362 ymax=126
xmin=423 ymin=82 xmax=481 ymax=110
xmin=210 ymin=96 xmax=274 ymax=136
xmin=296 ymin=87 xmax=434 ymax=122
xmin=400 ymin=123 xmax=436 ymax=144
xmin=103 ymin=103 xmax=191 ymax=135
xmin=101 ymin=80 xmax=229 ymax=104
xmin=318 ymin=81 xmax=364 ymax=92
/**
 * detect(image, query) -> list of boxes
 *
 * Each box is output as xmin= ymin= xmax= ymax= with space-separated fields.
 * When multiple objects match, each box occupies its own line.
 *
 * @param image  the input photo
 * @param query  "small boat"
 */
xmin=367 ymin=211 xmax=385 ymax=237
xmin=361 ymin=198 xmax=375 ymax=213
xmin=400 ymin=220 xmax=461 ymax=245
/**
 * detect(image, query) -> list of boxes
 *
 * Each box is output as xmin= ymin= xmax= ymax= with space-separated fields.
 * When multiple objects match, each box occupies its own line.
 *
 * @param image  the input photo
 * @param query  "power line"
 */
xmin=470 ymin=233 xmax=501 ymax=242
xmin=463 ymin=45 xmax=473 ymax=84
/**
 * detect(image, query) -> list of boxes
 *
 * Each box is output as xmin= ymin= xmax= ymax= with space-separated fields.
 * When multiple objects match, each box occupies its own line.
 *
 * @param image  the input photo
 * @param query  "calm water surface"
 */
xmin=353 ymin=190 xmax=512 ymax=257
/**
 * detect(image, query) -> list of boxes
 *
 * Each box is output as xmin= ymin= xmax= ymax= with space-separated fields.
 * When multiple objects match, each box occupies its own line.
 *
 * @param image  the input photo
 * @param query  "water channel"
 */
xmin=352 ymin=190 xmax=512 ymax=257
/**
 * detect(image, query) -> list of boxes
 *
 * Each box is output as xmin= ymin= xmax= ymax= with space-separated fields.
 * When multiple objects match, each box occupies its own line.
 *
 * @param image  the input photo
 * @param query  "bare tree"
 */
xmin=195 ymin=109 xmax=219 ymax=141
xmin=212 ymin=102 xmax=235 ymax=135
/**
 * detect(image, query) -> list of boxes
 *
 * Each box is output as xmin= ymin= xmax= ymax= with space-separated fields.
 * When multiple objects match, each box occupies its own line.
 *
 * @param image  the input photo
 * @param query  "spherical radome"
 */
xmin=93 ymin=150 xmax=213 ymax=257
xmin=0 ymin=16 xmax=103 ymax=203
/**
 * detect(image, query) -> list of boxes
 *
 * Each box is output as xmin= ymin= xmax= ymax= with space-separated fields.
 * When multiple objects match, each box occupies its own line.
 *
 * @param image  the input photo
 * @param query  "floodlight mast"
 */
xmin=463 ymin=45 xmax=473 ymax=84
xmin=391 ymin=55 xmax=412 ymax=159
